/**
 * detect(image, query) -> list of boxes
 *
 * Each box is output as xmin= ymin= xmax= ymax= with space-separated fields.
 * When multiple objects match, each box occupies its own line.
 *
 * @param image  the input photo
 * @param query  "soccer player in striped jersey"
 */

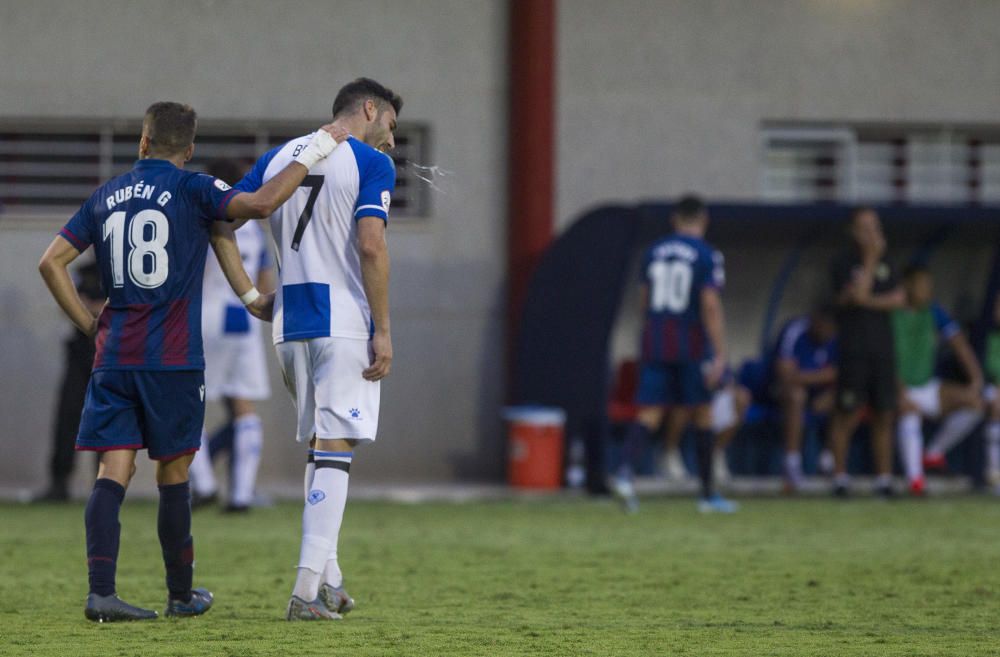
xmin=225 ymin=78 xmax=401 ymax=620
xmin=38 ymin=102 xmax=347 ymax=622
xmin=621 ymin=195 xmax=737 ymax=513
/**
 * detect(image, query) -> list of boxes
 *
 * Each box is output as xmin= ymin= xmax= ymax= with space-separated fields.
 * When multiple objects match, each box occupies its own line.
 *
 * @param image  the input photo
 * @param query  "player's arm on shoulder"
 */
xmin=224 ymin=124 xmax=350 ymax=222
xmin=39 ymin=235 xmax=102 ymax=337
xmin=209 ymin=223 xmax=273 ymax=321
xmin=358 ymin=216 xmax=392 ymax=382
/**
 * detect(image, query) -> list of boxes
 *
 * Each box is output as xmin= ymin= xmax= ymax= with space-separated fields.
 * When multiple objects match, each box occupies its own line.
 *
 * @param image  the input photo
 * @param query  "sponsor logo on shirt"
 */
xmin=214 ymin=178 xmax=232 ymax=192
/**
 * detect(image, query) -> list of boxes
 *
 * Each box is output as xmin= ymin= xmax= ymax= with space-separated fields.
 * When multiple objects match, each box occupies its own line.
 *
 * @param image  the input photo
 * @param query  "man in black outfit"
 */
xmin=35 ymin=261 xmax=103 ymax=502
xmin=828 ymin=207 xmax=905 ymax=497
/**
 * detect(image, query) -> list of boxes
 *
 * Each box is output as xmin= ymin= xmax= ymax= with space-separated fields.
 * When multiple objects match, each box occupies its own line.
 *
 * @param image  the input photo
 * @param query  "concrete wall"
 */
xmin=2 ymin=0 xmax=999 ymax=493
xmin=0 ymin=0 xmax=508 ymax=494
xmin=558 ymin=0 xmax=1000 ymax=228
xmin=560 ymin=0 xmax=1000 ymax=371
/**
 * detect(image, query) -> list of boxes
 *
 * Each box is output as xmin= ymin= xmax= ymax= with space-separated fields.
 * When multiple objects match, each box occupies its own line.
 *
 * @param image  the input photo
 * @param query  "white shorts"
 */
xmin=276 ymin=337 xmax=380 ymax=443
xmin=906 ymin=379 xmax=942 ymax=418
xmin=203 ymin=334 xmax=271 ymax=401
xmin=711 ymin=387 xmax=739 ymax=433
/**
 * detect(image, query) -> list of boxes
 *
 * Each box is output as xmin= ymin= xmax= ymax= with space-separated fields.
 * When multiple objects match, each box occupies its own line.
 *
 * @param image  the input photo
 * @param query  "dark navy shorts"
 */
xmin=635 ymin=361 xmax=712 ymax=407
xmin=76 ymin=370 xmax=206 ymax=460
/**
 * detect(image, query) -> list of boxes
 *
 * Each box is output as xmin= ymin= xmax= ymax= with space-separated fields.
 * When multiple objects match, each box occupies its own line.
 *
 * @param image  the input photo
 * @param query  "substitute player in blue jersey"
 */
xmin=620 ymin=195 xmax=737 ymax=513
xmin=38 ymin=102 xmax=347 ymax=622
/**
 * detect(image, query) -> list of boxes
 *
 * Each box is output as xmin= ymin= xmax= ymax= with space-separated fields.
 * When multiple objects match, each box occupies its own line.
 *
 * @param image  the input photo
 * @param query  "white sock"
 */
xmin=292 ymin=451 xmax=351 ymax=601
xmin=927 ymin=408 xmax=983 ymax=457
xmin=986 ymin=421 xmax=1000 ymax=473
xmin=323 ymin=556 xmax=344 ymax=589
xmin=834 ymin=472 xmax=851 ymax=487
xmin=784 ymin=451 xmax=803 ymax=484
xmin=188 ymin=429 xmax=217 ymax=496
xmin=875 ymin=473 xmax=893 ymax=488
xmin=230 ymin=414 xmax=263 ymax=507
xmin=897 ymin=412 xmax=924 ymax=482
xmin=303 ymin=462 xmax=316 ymax=502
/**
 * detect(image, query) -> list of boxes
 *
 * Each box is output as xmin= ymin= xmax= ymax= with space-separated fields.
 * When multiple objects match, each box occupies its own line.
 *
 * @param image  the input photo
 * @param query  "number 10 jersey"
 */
xmin=235 ymin=136 xmax=395 ymax=345
xmin=639 ymin=234 xmax=725 ymax=363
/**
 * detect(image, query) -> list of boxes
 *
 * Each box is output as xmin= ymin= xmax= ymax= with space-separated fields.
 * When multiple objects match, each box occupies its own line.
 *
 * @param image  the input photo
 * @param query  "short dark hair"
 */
xmin=673 ymin=194 xmax=706 ymax=222
xmin=206 ymin=159 xmax=245 ymax=186
xmin=331 ymin=78 xmax=403 ymax=119
xmin=143 ymin=102 xmax=197 ymax=155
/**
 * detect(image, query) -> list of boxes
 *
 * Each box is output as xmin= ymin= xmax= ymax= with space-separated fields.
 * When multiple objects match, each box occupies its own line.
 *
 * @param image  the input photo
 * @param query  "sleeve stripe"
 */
xmin=59 ymin=227 xmax=88 ymax=251
xmin=216 ymin=189 xmax=240 ymax=219
xmin=354 ymin=204 xmax=387 ymax=216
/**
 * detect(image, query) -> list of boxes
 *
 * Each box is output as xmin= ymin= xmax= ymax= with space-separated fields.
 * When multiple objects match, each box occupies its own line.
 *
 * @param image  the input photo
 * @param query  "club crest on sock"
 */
xmin=307 ymin=490 xmax=326 ymax=505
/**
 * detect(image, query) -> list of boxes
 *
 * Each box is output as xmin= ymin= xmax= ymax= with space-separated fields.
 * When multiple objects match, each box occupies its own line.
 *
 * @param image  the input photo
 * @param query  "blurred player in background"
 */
xmin=707 ymin=371 xmax=750 ymax=483
xmin=228 ymin=78 xmax=400 ymax=620
xmin=828 ymin=208 xmax=905 ymax=497
xmin=38 ymin=101 xmax=346 ymax=622
xmin=188 ymin=159 xmax=276 ymax=512
xmin=659 ymin=368 xmax=750 ymax=485
xmin=771 ymin=303 xmax=838 ymax=492
xmin=34 ymin=260 xmax=102 ymax=502
xmin=894 ymin=265 xmax=983 ymax=495
xmin=981 ymin=294 xmax=1000 ymax=490
xmin=621 ymin=195 xmax=737 ymax=513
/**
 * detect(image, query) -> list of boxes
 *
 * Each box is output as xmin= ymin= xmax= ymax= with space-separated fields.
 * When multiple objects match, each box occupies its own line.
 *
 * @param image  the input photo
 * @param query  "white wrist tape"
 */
xmin=293 ymin=130 xmax=340 ymax=169
xmin=240 ymin=287 xmax=261 ymax=306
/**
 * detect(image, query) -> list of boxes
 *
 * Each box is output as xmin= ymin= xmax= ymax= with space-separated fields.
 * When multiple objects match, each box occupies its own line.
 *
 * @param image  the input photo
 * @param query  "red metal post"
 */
xmin=507 ymin=0 xmax=555 ymax=389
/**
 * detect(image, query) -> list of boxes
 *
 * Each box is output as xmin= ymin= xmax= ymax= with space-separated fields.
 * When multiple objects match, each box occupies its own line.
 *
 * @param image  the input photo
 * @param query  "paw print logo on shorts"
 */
xmin=349 ymin=408 xmax=361 ymax=420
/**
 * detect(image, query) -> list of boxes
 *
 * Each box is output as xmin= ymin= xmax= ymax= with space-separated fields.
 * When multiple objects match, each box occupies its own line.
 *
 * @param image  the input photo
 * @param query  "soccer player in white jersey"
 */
xmin=189 ymin=160 xmax=276 ymax=511
xmin=227 ymin=78 xmax=400 ymax=620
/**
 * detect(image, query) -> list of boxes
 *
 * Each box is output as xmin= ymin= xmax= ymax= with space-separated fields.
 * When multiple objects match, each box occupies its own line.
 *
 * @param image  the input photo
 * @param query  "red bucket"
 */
xmin=502 ymin=406 xmax=566 ymax=490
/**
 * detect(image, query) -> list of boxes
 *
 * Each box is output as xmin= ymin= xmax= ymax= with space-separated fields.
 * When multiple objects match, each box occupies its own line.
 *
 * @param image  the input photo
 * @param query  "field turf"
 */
xmin=2 ymin=495 xmax=1000 ymax=656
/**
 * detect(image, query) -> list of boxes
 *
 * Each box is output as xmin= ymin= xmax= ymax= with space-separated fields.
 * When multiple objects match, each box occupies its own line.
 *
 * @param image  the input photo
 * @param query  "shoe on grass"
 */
xmin=698 ymin=493 xmax=738 ymax=514
xmin=85 ymin=593 xmax=157 ymax=622
xmin=286 ymin=595 xmax=342 ymax=621
xmin=609 ymin=476 xmax=640 ymax=514
xmin=319 ymin=583 xmax=355 ymax=615
xmin=166 ymin=588 xmax=213 ymax=617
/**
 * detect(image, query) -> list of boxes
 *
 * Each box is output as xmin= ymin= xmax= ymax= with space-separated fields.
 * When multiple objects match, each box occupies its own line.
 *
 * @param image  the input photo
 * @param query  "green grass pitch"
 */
xmin=2 ymin=496 xmax=1000 ymax=656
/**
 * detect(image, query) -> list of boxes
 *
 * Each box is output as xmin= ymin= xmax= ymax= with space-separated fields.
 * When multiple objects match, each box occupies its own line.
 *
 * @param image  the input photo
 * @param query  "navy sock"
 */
xmin=619 ymin=424 xmax=649 ymax=479
xmin=85 ymin=478 xmax=126 ymax=597
xmin=158 ymin=482 xmax=194 ymax=602
xmin=694 ymin=429 xmax=715 ymax=498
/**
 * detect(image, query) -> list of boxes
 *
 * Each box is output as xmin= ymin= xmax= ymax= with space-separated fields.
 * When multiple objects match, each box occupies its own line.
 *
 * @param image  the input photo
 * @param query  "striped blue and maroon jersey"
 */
xmin=639 ymin=234 xmax=724 ymax=363
xmin=59 ymin=158 xmax=239 ymax=371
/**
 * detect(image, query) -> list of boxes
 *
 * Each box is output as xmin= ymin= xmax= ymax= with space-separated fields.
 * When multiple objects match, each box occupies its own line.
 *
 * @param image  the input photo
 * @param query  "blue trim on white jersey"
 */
xmin=235 ymin=143 xmax=285 ymax=194
xmin=281 ymin=282 xmax=331 ymax=340
xmin=347 ymin=138 xmax=395 ymax=223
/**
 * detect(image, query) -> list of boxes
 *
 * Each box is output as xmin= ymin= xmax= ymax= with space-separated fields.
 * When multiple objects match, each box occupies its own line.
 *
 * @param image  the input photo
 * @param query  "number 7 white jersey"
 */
xmin=236 ymin=136 xmax=395 ymax=344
